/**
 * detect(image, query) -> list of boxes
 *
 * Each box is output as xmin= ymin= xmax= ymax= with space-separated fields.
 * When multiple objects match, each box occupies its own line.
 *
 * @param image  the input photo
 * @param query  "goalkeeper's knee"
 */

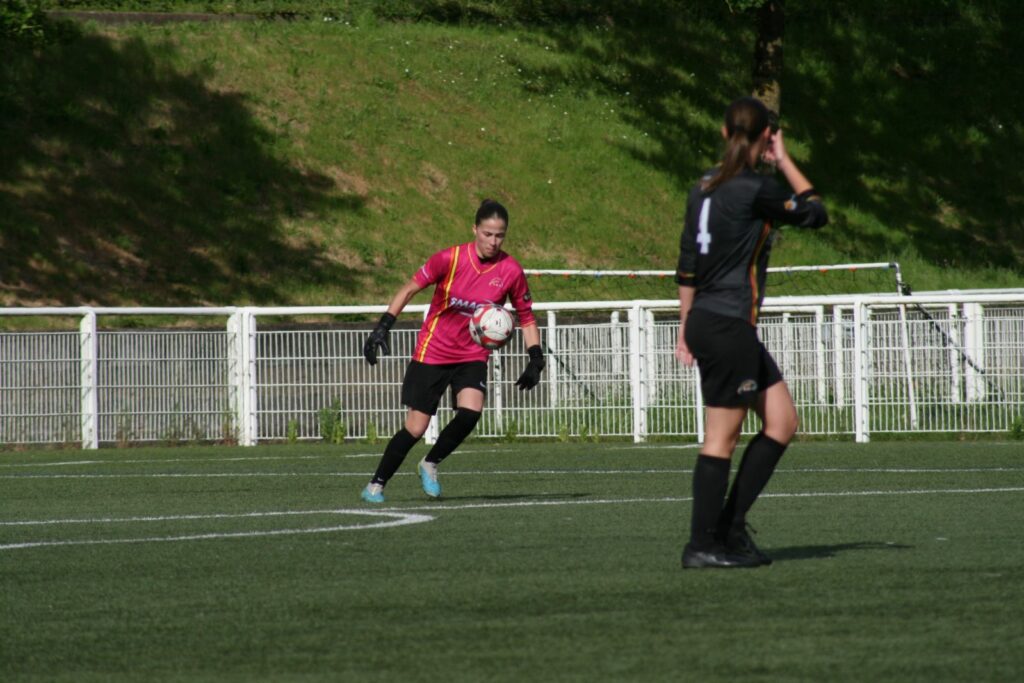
xmin=444 ymin=407 xmax=481 ymax=442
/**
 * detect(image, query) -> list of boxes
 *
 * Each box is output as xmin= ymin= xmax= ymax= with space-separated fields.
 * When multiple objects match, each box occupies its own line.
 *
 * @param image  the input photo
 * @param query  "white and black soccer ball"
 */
xmin=469 ymin=304 xmax=515 ymax=350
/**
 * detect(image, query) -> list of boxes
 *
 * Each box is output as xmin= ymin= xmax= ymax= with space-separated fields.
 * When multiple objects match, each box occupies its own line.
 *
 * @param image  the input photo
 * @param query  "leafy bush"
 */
xmin=318 ymin=399 xmax=347 ymax=444
xmin=1011 ymin=415 xmax=1024 ymax=441
xmin=1 ymin=0 xmax=50 ymax=44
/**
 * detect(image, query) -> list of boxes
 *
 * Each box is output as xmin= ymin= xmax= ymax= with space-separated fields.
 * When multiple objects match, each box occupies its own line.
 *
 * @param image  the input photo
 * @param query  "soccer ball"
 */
xmin=469 ymin=304 xmax=515 ymax=350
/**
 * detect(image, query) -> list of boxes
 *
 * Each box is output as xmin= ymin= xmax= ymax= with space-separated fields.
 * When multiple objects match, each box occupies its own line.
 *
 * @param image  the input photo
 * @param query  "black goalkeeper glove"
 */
xmin=363 ymin=312 xmax=396 ymax=366
xmin=515 ymin=345 xmax=545 ymax=391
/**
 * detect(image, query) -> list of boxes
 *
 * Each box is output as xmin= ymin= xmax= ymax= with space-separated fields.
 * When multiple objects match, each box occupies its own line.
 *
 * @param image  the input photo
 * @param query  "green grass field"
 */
xmin=2 ymin=440 xmax=1023 ymax=681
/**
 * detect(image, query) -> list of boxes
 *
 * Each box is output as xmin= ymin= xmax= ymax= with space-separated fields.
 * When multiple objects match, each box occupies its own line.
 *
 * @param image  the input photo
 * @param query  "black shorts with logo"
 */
xmin=683 ymin=307 xmax=783 ymax=408
xmin=401 ymin=360 xmax=488 ymax=415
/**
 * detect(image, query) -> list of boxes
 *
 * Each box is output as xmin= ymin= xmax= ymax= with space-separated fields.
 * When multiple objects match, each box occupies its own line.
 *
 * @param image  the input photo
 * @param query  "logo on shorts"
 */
xmin=737 ymin=379 xmax=759 ymax=395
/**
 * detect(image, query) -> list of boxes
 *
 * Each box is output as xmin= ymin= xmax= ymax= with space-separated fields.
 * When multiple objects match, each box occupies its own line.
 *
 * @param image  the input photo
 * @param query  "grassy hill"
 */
xmin=2 ymin=1 xmax=1022 ymax=310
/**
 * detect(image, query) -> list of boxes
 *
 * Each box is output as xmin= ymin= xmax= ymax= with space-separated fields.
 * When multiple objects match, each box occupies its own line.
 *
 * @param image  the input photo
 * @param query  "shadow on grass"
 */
xmin=0 ymin=22 xmax=364 ymax=306
xmin=770 ymin=540 xmax=912 ymax=562
xmin=509 ymin=2 xmax=1024 ymax=277
xmin=433 ymin=492 xmax=592 ymax=503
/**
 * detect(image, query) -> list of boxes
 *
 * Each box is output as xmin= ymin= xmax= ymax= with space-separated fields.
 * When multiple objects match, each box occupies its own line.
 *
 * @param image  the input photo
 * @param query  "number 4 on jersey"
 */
xmin=697 ymin=197 xmax=712 ymax=255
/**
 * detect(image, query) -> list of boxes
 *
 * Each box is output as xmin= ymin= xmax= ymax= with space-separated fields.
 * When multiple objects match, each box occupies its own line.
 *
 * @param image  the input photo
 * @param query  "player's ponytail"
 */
xmin=703 ymin=97 xmax=771 ymax=193
xmin=475 ymin=199 xmax=509 ymax=227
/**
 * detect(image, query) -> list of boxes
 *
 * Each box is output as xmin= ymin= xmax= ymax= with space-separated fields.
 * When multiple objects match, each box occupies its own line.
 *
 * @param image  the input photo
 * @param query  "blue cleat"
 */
xmin=418 ymin=458 xmax=441 ymax=498
xmin=360 ymin=483 xmax=385 ymax=504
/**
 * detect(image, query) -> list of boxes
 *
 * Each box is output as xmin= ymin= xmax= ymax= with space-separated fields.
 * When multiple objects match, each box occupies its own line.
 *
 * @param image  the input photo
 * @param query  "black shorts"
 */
xmin=684 ymin=307 xmax=783 ymax=408
xmin=401 ymin=360 xmax=488 ymax=416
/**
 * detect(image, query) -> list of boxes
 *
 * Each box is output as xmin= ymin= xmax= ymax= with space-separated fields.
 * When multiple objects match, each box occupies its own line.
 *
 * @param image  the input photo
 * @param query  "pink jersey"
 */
xmin=411 ymin=242 xmax=536 ymax=364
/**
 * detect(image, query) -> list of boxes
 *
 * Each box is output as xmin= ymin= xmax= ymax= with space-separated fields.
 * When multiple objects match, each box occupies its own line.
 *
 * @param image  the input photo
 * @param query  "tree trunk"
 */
xmin=752 ymin=0 xmax=784 ymax=116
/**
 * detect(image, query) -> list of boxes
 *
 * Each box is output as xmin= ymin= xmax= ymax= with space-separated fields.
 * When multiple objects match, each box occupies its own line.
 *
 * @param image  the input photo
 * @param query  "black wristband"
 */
xmin=378 ymin=312 xmax=397 ymax=330
xmin=527 ymin=345 xmax=543 ymax=361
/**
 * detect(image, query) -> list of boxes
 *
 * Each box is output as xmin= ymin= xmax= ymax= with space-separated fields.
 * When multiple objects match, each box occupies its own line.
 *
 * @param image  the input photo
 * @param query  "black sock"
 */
xmin=689 ymin=454 xmax=732 ymax=550
xmin=718 ymin=432 xmax=788 ymax=534
xmin=370 ymin=428 xmax=420 ymax=486
xmin=425 ymin=408 xmax=481 ymax=465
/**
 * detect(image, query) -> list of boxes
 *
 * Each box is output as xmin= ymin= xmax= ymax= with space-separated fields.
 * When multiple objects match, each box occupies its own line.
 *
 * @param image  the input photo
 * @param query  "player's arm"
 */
xmin=675 ymin=200 xmax=699 ymax=367
xmin=385 ymin=278 xmax=426 ymax=317
xmin=520 ymin=322 xmax=541 ymax=349
xmin=508 ymin=270 xmax=544 ymax=391
xmin=363 ymin=278 xmax=427 ymax=366
xmin=676 ymin=285 xmax=696 ymax=367
xmin=758 ymin=130 xmax=828 ymax=228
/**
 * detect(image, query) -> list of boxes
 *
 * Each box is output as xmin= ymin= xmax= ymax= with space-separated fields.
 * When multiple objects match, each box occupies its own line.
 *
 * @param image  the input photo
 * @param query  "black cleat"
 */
xmin=724 ymin=526 xmax=773 ymax=566
xmin=681 ymin=543 xmax=762 ymax=569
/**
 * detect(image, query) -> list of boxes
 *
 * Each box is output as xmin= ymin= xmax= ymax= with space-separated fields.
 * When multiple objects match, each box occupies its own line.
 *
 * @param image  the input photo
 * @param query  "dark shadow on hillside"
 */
xmin=0 ymin=23 xmax=365 ymax=306
xmin=785 ymin=3 xmax=1024 ymax=274
xmin=509 ymin=4 xmax=748 ymax=194
xmin=507 ymin=2 xmax=1024 ymax=276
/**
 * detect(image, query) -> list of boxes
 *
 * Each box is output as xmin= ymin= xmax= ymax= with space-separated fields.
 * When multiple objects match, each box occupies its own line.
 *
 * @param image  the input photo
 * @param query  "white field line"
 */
xmin=0 ymin=445 xmax=704 ymax=469
xmin=0 ymin=510 xmax=434 ymax=551
xmin=2 ymin=465 xmax=1023 ymax=480
xmin=2 ymin=486 xmax=1022 ymax=552
xmin=392 ymin=486 xmax=1024 ymax=513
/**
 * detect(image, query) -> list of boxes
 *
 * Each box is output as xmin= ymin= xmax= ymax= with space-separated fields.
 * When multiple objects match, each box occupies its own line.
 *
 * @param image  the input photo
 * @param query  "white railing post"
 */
xmin=853 ymin=300 xmax=870 ymax=442
xmin=815 ymin=306 xmax=827 ymax=405
xmin=546 ymin=310 xmax=558 ymax=408
xmin=227 ymin=312 xmax=244 ymax=445
xmin=610 ymin=311 xmax=622 ymax=377
xmin=897 ymin=302 xmax=918 ymax=429
xmin=424 ymin=307 xmax=438 ymax=444
xmin=628 ymin=304 xmax=646 ymax=443
xmin=79 ymin=310 xmax=99 ymax=450
xmin=493 ymin=348 xmax=504 ymax=435
xmin=948 ymin=304 xmax=962 ymax=403
xmin=645 ymin=308 xmax=657 ymax=406
xmin=694 ymin=365 xmax=705 ymax=445
xmin=964 ymin=303 xmax=985 ymax=402
xmin=833 ymin=305 xmax=846 ymax=408
xmin=235 ymin=309 xmax=259 ymax=446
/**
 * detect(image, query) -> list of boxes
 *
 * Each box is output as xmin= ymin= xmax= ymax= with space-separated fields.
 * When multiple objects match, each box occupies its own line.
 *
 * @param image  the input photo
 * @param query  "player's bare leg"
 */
xmin=715 ymin=381 xmax=797 ymax=564
xmin=683 ymin=407 xmax=759 ymax=568
xmin=361 ymin=409 xmax=431 ymax=503
xmin=418 ymin=388 xmax=483 ymax=498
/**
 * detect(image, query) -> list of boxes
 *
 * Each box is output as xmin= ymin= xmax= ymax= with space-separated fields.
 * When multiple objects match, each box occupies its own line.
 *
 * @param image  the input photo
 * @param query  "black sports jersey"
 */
xmin=675 ymin=167 xmax=828 ymax=325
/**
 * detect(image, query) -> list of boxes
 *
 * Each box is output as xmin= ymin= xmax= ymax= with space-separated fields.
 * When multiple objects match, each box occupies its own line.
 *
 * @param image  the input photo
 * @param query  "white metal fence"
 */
xmin=2 ymin=292 xmax=1023 ymax=449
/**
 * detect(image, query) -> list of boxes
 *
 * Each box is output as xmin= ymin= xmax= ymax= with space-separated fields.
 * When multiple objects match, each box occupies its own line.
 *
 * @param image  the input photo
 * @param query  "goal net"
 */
xmin=523 ymin=262 xmax=904 ymax=303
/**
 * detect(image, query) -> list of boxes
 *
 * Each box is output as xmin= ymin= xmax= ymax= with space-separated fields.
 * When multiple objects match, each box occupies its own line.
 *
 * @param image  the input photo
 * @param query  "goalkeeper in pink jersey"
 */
xmin=359 ymin=199 xmax=545 ymax=503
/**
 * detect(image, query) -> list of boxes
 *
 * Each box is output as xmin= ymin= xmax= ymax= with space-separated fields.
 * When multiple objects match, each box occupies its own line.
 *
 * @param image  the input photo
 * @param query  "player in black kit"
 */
xmin=675 ymin=97 xmax=828 ymax=569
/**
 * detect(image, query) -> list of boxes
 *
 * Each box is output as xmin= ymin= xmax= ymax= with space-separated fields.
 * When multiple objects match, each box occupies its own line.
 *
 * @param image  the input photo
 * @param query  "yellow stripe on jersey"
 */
xmin=416 ymin=245 xmax=461 ymax=361
xmin=748 ymin=222 xmax=772 ymax=324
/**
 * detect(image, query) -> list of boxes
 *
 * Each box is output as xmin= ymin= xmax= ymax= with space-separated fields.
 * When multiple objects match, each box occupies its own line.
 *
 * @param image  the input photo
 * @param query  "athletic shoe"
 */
xmin=681 ymin=543 xmax=762 ymax=569
xmin=360 ymin=483 xmax=385 ymax=504
xmin=724 ymin=525 xmax=773 ymax=566
xmin=418 ymin=458 xmax=441 ymax=498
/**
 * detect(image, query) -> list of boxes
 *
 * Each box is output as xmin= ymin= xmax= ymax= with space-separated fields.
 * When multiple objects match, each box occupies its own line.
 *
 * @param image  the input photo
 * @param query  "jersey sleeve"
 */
xmin=753 ymin=176 xmax=829 ymax=229
xmin=675 ymin=192 xmax=700 ymax=287
xmin=413 ymin=247 xmax=454 ymax=288
xmin=507 ymin=266 xmax=538 ymax=329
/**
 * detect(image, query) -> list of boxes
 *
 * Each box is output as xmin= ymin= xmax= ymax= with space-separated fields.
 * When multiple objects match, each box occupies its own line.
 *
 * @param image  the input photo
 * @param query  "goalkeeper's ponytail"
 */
xmin=703 ymin=97 xmax=771 ymax=193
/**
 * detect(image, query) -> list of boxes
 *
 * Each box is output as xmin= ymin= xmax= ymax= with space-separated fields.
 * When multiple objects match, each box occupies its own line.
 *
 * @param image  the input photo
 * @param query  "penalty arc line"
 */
xmin=3 ymin=486 xmax=1023 ymax=552
xmin=0 ymin=510 xmax=434 ymax=551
